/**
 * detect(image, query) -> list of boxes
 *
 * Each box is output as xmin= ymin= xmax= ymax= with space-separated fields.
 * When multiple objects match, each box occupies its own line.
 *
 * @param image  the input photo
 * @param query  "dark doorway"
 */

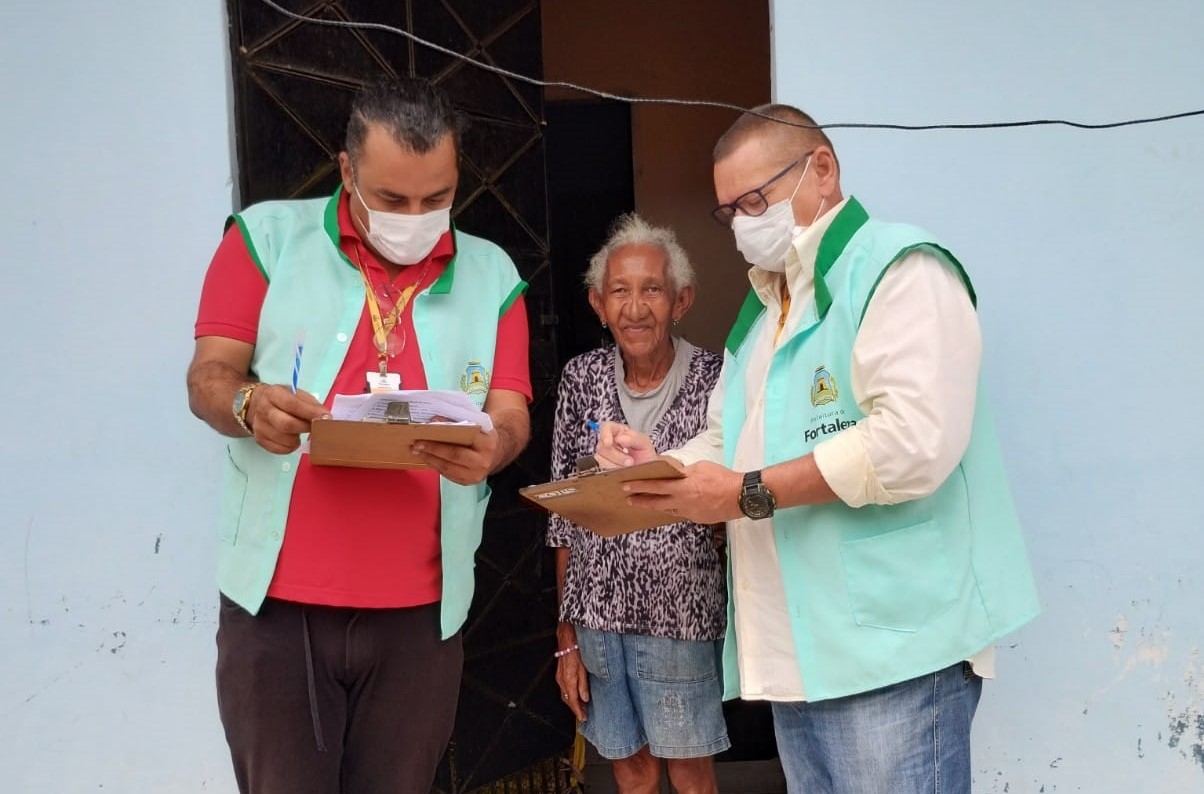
xmin=543 ymin=101 xmax=635 ymax=361
xmin=540 ymin=3 xmax=782 ymax=790
xmin=541 ymin=0 xmax=773 ymax=354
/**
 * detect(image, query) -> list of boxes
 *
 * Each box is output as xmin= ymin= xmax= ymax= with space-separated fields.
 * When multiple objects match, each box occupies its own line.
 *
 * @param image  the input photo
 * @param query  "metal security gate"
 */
xmin=225 ymin=2 xmax=572 ymax=791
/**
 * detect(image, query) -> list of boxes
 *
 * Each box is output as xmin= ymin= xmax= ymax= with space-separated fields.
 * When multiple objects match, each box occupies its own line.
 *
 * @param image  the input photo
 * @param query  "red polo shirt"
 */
xmin=195 ymin=190 xmax=531 ymax=608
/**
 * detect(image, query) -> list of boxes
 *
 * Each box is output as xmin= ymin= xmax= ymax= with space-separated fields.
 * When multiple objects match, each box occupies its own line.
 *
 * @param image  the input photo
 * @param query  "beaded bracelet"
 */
xmin=553 ymin=644 xmax=579 ymax=659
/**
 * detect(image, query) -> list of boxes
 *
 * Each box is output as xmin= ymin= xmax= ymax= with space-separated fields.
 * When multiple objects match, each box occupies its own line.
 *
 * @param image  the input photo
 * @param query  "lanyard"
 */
xmin=774 ymin=278 xmax=793 ymax=347
xmin=353 ymin=245 xmax=431 ymax=375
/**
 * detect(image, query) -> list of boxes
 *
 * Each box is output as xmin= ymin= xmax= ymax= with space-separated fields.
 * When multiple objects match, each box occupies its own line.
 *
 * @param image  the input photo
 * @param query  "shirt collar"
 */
xmin=747 ymin=196 xmax=850 ymax=305
xmin=746 ymin=196 xmax=871 ymax=320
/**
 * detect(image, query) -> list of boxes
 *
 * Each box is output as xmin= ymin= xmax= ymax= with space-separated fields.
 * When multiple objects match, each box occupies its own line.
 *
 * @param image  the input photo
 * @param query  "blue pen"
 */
xmin=588 ymin=419 xmax=629 ymax=456
xmin=291 ymin=336 xmax=304 ymax=394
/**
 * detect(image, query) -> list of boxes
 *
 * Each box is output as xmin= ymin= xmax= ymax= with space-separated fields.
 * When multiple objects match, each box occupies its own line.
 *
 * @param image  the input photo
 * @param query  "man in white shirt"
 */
xmin=595 ymin=104 xmax=1039 ymax=794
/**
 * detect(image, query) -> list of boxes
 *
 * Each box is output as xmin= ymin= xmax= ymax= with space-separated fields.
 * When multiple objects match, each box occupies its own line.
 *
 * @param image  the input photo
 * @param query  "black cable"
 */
xmin=255 ymin=0 xmax=1204 ymax=133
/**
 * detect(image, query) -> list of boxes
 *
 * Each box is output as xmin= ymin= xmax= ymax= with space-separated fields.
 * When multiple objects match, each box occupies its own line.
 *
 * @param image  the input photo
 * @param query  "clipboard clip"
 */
xmin=380 ymin=401 xmax=412 ymax=424
xmin=573 ymin=455 xmax=602 ymax=477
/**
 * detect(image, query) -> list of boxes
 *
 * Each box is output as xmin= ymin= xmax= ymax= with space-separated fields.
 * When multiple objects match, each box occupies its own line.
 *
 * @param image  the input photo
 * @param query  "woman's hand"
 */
xmin=595 ymin=421 xmax=658 ymax=468
xmin=555 ymin=622 xmax=590 ymax=721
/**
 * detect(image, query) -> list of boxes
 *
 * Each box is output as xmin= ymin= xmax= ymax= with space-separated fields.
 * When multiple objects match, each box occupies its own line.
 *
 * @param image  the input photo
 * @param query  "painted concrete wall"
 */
xmin=771 ymin=1 xmax=1204 ymax=790
xmin=0 ymin=2 xmax=237 ymax=791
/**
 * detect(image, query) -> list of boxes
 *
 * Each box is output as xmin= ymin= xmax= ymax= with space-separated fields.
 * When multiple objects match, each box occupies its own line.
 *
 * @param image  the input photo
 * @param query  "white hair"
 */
xmin=583 ymin=213 xmax=696 ymax=294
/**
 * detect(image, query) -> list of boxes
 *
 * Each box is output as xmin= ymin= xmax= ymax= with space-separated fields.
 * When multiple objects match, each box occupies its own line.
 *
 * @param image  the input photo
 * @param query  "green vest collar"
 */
xmin=724 ymin=289 xmax=767 ymax=354
xmin=322 ymin=183 xmax=350 ymax=264
xmin=813 ymin=196 xmax=869 ymax=319
xmin=321 ymin=184 xmax=459 ymax=294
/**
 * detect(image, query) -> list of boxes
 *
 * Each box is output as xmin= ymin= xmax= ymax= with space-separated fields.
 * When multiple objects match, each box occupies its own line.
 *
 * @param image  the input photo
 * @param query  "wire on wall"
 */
xmin=256 ymin=0 xmax=1204 ymax=133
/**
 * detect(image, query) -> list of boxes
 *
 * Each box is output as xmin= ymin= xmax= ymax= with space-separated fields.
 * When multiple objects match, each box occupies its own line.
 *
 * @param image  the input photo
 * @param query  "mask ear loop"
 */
xmin=810 ymin=197 xmax=827 ymax=226
xmin=786 ymin=156 xmax=812 ymax=204
xmin=351 ymin=181 xmax=374 ymax=239
xmin=791 ymin=155 xmax=828 ymax=228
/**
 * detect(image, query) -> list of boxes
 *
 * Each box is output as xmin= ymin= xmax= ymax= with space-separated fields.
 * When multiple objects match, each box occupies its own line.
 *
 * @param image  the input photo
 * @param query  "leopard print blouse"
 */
xmin=546 ymin=343 xmax=727 ymax=641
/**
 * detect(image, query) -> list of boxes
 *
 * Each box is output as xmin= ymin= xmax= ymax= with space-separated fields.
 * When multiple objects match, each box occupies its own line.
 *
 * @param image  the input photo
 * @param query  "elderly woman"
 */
xmin=547 ymin=214 xmax=727 ymax=794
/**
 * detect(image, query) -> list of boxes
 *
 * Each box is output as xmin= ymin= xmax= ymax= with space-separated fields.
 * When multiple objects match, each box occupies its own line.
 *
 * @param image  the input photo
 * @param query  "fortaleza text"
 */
xmin=805 ymin=418 xmax=858 ymax=442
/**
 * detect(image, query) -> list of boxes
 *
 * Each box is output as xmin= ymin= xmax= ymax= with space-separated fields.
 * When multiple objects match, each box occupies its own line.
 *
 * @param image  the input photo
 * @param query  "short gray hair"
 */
xmin=345 ymin=77 xmax=466 ymax=160
xmin=713 ymin=103 xmax=837 ymax=170
xmin=584 ymin=213 xmax=695 ymax=293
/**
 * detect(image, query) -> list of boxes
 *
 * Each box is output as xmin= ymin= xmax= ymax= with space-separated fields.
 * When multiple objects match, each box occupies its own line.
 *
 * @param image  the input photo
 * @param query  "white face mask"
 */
xmin=731 ymin=157 xmax=821 ymax=273
xmin=353 ymin=183 xmax=450 ymax=265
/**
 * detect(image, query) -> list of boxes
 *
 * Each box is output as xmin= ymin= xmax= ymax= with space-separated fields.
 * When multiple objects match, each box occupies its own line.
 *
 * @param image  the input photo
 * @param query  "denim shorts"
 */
xmin=771 ymin=661 xmax=983 ymax=794
xmin=575 ymin=626 xmax=730 ymax=760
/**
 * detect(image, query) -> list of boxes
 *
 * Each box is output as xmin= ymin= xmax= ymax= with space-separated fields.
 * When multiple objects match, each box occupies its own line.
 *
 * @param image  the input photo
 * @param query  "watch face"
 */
xmin=234 ymin=387 xmax=253 ymax=420
xmin=740 ymin=492 xmax=773 ymax=520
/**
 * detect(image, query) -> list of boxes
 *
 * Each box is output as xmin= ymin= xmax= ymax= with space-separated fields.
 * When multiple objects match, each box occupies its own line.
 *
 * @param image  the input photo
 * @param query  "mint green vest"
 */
xmin=216 ymin=187 xmax=526 ymax=639
xmin=719 ymin=198 xmax=1039 ymax=701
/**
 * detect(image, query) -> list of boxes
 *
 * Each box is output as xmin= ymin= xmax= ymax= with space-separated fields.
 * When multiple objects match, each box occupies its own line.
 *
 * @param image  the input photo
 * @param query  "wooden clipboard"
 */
xmin=520 ymin=459 xmax=686 ymax=537
xmin=308 ymin=418 xmax=479 ymax=470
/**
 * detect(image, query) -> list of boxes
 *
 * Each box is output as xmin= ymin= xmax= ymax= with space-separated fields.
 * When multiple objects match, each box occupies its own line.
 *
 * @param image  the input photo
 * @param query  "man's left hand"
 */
xmin=624 ymin=461 xmax=744 ymax=524
xmin=413 ymin=428 xmax=500 ymax=486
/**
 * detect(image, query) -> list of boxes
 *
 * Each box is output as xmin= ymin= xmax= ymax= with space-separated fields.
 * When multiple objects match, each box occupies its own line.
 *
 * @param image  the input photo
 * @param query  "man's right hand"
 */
xmin=247 ymin=385 xmax=330 ymax=455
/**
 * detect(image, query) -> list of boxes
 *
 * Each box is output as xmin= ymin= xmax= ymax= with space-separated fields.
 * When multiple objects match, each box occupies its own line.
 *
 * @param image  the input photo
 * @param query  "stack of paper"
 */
xmin=329 ymin=390 xmax=494 ymax=432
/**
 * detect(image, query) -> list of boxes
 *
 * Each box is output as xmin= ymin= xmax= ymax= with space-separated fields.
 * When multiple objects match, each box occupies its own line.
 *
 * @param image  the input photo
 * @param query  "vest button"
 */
xmin=281 ymin=461 xmax=292 ymax=472
xmin=336 ymin=332 xmax=349 ymax=343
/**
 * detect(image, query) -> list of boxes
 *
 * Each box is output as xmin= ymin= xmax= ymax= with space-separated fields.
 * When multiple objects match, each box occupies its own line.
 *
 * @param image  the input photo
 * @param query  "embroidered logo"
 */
xmin=810 ymin=365 xmax=838 ymax=407
xmin=460 ymin=360 xmax=490 ymax=401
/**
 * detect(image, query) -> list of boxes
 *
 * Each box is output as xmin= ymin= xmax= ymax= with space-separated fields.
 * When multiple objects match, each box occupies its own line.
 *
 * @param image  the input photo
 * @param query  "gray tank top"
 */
xmin=614 ymin=338 xmax=696 ymax=437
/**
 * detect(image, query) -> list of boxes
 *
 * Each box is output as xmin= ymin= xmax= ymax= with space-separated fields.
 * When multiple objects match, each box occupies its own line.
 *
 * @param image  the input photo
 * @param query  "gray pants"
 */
xmin=216 ymin=595 xmax=463 ymax=794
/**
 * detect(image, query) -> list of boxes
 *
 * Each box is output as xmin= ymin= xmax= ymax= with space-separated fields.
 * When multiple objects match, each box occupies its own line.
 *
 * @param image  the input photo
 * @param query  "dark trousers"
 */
xmin=216 ymin=595 xmax=463 ymax=794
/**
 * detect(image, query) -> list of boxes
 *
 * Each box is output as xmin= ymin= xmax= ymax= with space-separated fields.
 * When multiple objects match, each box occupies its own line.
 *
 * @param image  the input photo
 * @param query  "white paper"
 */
xmin=328 ymin=389 xmax=494 ymax=432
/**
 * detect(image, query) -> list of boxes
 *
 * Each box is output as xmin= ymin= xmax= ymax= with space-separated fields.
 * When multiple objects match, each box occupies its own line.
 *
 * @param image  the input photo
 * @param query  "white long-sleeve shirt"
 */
xmin=670 ymin=199 xmax=994 ymax=700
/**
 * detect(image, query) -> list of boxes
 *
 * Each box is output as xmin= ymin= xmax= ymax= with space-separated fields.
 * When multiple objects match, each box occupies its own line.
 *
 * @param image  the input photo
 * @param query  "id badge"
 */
xmin=366 ymin=371 xmax=401 ymax=393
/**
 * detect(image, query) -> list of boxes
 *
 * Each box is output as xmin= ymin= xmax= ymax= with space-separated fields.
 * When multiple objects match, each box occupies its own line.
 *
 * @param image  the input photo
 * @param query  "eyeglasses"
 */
xmin=710 ymin=151 xmax=814 ymax=226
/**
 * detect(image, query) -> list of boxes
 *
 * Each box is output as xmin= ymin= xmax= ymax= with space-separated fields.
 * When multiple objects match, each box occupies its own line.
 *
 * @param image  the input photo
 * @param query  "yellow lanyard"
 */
xmin=774 ymin=279 xmax=792 ymax=347
xmin=353 ymin=248 xmax=429 ymax=375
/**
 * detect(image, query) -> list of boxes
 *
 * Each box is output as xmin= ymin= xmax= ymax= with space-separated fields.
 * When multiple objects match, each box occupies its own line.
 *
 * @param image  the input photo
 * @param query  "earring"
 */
xmin=601 ymin=321 xmax=608 ymax=329
xmin=672 ymin=318 xmax=679 ymax=326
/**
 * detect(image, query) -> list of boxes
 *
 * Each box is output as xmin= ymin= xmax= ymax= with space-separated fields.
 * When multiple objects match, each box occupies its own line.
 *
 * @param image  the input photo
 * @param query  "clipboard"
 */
xmin=520 ymin=458 xmax=686 ymax=537
xmin=308 ymin=418 xmax=479 ymax=470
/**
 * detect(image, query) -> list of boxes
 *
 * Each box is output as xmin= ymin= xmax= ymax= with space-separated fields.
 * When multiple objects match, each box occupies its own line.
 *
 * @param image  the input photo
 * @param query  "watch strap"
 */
xmin=234 ymin=383 xmax=261 ymax=434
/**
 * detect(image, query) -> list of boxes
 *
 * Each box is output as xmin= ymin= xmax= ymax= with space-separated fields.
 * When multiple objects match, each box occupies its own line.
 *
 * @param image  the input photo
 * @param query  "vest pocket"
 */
xmin=218 ymin=447 xmax=248 ymax=544
xmin=839 ymin=519 xmax=957 ymax=633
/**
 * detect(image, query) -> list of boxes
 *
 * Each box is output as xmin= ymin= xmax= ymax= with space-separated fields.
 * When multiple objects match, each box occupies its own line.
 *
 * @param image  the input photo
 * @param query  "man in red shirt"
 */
xmin=187 ymin=78 xmax=531 ymax=794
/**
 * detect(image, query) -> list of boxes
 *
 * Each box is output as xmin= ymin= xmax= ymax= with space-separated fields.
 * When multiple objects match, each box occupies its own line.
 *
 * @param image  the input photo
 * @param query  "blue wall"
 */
xmin=770 ymin=0 xmax=1204 ymax=790
xmin=0 ymin=2 xmax=236 ymax=790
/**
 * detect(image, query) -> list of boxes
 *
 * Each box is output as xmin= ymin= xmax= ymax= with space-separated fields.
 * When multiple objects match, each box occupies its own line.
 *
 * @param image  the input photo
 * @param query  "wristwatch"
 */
xmin=738 ymin=470 xmax=777 ymax=520
xmin=232 ymin=383 xmax=261 ymax=434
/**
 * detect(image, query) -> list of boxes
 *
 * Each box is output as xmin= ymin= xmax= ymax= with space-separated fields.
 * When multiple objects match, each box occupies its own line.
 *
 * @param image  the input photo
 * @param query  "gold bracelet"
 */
xmin=234 ymin=382 xmax=262 ymax=434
